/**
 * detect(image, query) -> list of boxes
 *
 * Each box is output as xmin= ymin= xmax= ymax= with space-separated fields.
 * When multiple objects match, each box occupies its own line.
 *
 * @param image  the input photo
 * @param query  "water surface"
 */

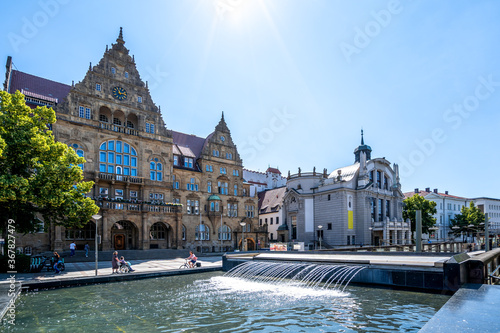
xmin=2 ymin=272 xmax=450 ymax=332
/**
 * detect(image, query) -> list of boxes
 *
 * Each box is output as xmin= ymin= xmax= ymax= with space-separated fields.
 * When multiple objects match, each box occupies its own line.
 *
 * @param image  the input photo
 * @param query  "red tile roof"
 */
xmin=404 ymin=190 xmax=469 ymax=200
xmin=266 ymin=167 xmax=281 ymax=174
xmin=8 ymin=70 xmax=71 ymax=104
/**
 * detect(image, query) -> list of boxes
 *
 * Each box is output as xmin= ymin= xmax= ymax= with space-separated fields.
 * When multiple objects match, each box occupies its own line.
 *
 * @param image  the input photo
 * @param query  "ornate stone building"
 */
xmin=282 ymin=132 xmax=411 ymax=248
xmin=4 ymin=28 xmax=262 ymax=253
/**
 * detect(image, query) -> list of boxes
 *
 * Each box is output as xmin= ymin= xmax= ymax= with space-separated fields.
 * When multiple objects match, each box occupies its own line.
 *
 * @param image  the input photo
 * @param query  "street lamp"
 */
xmin=369 ymin=227 xmax=374 ymax=247
xmin=239 ymin=221 xmax=247 ymax=251
xmin=92 ymin=214 xmax=102 ymax=276
xmin=318 ymin=225 xmax=323 ymax=250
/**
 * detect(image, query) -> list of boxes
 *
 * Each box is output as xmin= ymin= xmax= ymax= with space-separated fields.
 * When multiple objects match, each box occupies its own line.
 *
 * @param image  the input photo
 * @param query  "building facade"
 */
xmin=404 ymin=188 xmax=469 ymax=241
xmin=258 ymin=186 xmax=286 ymax=242
xmin=282 ymin=133 xmax=410 ymax=248
xmin=4 ymin=28 xmax=262 ymax=254
xmin=244 ymin=167 xmax=287 ymax=197
xmin=471 ymin=197 xmax=500 ymax=238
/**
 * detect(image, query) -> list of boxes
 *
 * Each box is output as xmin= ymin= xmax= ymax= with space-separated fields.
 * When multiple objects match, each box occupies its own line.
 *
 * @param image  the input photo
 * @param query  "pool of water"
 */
xmin=3 ymin=272 xmax=450 ymax=332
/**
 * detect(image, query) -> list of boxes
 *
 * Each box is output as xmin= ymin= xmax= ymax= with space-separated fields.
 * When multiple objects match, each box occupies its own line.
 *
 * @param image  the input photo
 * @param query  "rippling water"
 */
xmin=2 ymin=272 xmax=449 ymax=332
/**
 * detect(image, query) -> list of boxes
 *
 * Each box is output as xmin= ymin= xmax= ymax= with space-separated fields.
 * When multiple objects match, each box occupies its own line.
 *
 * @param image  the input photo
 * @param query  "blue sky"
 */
xmin=1 ymin=0 xmax=499 ymax=198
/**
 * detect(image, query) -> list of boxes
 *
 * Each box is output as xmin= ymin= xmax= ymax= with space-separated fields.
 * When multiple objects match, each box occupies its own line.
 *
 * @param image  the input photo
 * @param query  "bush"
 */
xmin=0 ymin=254 xmax=32 ymax=273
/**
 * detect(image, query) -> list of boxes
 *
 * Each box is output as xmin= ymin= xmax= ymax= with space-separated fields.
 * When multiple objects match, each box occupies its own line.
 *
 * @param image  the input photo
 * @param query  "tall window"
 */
xmin=150 ymin=223 xmax=165 ymax=240
xmin=195 ymin=224 xmax=210 ymax=240
xmin=210 ymin=201 xmax=220 ymax=212
xmin=245 ymin=205 xmax=255 ymax=218
xmin=213 ymin=150 xmax=219 ymax=157
xmin=138 ymin=96 xmax=142 ymax=103
xmin=226 ymin=153 xmax=232 ymax=159
xmin=228 ymin=203 xmax=238 ymax=217
xmin=276 ymin=217 xmax=279 ymax=225
xmin=172 ymin=175 xmax=179 ymax=189
xmin=371 ymin=198 xmax=376 ymax=221
xmin=173 ymin=155 xmax=179 ymax=166
xmin=65 ymin=222 xmax=95 ymax=240
xmin=207 ymin=181 xmax=212 ymax=193
xmin=384 ymin=176 xmax=389 ymax=190
xmin=220 ymin=167 xmax=226 ymax=174
xmin=218 ymin=181 xmax=228 ymax=195
xmin=206 ymin=165 xmax=213 ymax=172
xmin=233 ymin=169 xmax=239 ymax=176
xmin=218 ymin=225 xmax=231 ymax=240
xmin=184 ymin=158 xmax=194 ymax=168
xmin=187 ymin=178 xmax=199 ymax=191
xmin=182 ymin=225 xmax=186 ymax=240
xmin=378 ymin=199 xmax=383 ymax=221
xmin=79 ymin=105 xmax=91 ymax=119
xmin=376 ymin=171 xmax=382 ymax=189
xmin=187 ymin=200 xmax=199 ymax=215
xmin=234 ymin=185 xmax=238 ymax=196
xmin=386 ymin=200 xmax=391 ymax=218
xmin=146 ymin=122 xmax=155 ymax=133
xmin=99 ymin=140 xmax=138 ymax=176
xmin=96 ymin=83 xmax=101 ymax=91
xmin=150 ymin=160 xmax=163 ymax=181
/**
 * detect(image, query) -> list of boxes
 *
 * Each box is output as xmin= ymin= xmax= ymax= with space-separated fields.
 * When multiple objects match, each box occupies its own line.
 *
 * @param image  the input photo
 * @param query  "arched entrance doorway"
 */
xmin=111 ymin=221 xmax=138 ymax=250
xmin=238 ymin=238 xmax=256 ymax=251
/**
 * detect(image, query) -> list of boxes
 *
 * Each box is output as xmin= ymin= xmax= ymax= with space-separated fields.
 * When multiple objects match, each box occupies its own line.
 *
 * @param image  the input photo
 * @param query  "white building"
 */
xmin=258 ymin=187 xmax=286 ymax=242
xmin=471 ymin=197 xmax=500 ymax=235
xmin=404 ymin=188 xmax=469 ymax=241
xmin=243 ymin=167 xmax=287 ymax=197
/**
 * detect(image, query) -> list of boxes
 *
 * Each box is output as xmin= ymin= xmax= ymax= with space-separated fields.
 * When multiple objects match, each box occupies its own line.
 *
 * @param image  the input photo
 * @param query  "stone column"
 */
xmin=102 ymin=215 xmax=111 ymax=251
xmin=142 ymin=212 xmax=149 ymax=250
xmin=54 ymin=225 xmax=63 ymax=252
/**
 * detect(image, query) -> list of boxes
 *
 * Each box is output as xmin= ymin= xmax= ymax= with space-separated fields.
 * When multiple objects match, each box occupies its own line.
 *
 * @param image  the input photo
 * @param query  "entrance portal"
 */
xmin=114 ymin=234 xmax=125 ymax=250
xmin=111 ymin=221 xmax=138 ymax=250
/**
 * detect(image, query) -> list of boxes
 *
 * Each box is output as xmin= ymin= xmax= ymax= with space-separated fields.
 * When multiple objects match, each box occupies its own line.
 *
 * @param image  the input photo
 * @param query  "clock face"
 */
xmin=112 ymin=86 xmax=127 ymax=100
xmin=220 ymin=135 xmax=225 ymax=142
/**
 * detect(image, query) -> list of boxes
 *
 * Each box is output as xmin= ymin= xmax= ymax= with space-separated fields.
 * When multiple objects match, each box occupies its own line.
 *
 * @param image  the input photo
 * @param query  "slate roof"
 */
xmin=171 ymin=131 xmax=208 ymax=158
xmin=258 ymin=187 xmax=286 ymax=213
xmin=8 ymin=70 xmax=71 ymax=104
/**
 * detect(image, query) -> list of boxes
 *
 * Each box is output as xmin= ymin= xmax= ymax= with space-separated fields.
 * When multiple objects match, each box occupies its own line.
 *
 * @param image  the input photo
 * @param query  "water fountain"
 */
xmin=224 ymin=261 xmax=365 ymax=292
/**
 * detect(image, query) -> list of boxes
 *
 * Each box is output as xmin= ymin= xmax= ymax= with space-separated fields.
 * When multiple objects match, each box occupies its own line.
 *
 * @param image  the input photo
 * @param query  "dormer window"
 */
xmin=226 ymin=153 xmax=232 ymax=160
xmin=146 ymin=122 xmax=155 ymax=133
xmin=184 ymin=157 xmax=194 ymax=168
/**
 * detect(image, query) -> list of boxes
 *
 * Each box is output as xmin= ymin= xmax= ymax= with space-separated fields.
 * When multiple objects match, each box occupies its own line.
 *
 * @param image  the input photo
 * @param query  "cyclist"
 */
xmin=186 ymin=251 xmax=197 ymax=268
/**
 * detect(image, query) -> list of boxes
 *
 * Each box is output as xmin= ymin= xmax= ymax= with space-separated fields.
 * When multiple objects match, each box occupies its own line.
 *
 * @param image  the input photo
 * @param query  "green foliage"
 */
xmin=403 ymin=194 xmax=437 ymax=234
xmin=450 ymin=202 xmax=485 ymax=235
xmin=0 ymin=91 xmax=99 ymax=234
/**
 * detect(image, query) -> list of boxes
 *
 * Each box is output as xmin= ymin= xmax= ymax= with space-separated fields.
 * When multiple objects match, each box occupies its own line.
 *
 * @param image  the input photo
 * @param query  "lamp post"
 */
xmin=318 ymin=225 xmax=323 ymax=250
xmin=369 ymin=227 xmax=373 ymax=247
xmin=92 ymin=214 xmax=102 ymax=276
xmin=239 ymin=221 xmax=246 ymax=251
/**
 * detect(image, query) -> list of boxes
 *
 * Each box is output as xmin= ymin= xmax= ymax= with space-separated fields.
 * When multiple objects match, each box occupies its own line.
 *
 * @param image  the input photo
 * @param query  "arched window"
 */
xmin=150 ymin=223 xmax=166 ymax=240
xmin=195 ymin=224 xmax=210 ymax=240
xmin=99 ymin=140 xmax=138 ymax=176
xmin=182 ymin=225 xmax=186 ymax=240
xmin=218 ymin=225 xmax=231 ymax=240
xmin=150 ymin=158 xmax=163 ymax=181
xmin=76 ymin=149 xmax=84 ymax=170
xmin=65 ymin=221 xmax=96 ymax=240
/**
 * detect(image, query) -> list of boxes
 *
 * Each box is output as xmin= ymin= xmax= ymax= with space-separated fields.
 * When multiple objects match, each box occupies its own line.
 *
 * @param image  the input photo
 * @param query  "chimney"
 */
xmin=414 ymin=188 xmax=419 ymax=193
xmin=425 ymin=187 xmax=430 ymax=192
xmin=434 ymin=188 xmax=438 ymax=194
xmin=445 ymin=191 xmax=449 ymax=195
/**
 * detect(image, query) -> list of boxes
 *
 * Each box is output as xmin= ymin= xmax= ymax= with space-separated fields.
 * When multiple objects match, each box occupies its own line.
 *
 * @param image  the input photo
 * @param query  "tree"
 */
xmin=0 ymin=91 xmax=99 ymax=235
xmin=449 ymin=202 xmax=485 ymax=238
xmin=403 ymin=194 xmax=437 ymax=235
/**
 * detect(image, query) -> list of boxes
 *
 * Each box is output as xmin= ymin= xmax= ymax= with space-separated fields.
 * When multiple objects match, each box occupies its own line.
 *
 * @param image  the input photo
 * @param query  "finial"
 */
xmin=106 ymin=45 xmax=108 ymax=52
xmin=132 ymin=55 xmax=135 ymax=62
xmin=221 ymin=111 xmax=225 ymax=121
xmin=361 ymin=128 xmax=364 ymax=145
xmin=117 ymin=27 xmax=125 ymax=44
xmin=72 ymin=80 xmax=74 ymax=87
xmin=146 ymin=81 xmax=148 ymax=89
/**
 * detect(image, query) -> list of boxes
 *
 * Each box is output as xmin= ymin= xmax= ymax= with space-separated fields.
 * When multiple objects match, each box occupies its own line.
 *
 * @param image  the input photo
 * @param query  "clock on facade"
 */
xmin=112 ymin=86 xmax=127 ymax=100
xmin=220 ymin=135 xmax=225 ymax=142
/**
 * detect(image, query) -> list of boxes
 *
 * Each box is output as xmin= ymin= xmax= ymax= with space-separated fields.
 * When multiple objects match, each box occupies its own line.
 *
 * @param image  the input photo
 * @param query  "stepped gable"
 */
xmin=201 ymin=112 xmax=242 ymax=164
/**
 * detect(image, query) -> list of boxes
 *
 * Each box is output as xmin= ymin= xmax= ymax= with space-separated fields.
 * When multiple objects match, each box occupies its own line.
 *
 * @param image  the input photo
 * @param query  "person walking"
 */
xmin=84 ymin=243 xmax=90 ymax=258
xmin=53 ymin=252 xmax=62 ymax=274
xmin=69 ymin=242 xmax=76 ymax=257
xmin=111 ymin=251 xmax=119 ymax=274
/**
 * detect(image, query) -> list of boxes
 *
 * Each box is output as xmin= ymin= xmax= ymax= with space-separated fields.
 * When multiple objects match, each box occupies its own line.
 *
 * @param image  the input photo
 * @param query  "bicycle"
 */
xmin=179 ymin=259 xmax=195 ymax=269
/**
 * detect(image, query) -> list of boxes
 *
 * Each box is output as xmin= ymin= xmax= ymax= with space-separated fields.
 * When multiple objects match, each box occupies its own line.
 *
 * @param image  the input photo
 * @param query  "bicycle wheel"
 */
xmin=179 ymin=263 xmax=188 ymax=269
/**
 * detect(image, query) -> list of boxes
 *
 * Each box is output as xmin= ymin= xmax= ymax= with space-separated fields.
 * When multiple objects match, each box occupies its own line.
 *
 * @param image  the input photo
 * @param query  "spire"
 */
xmin=354 ymin=129 xmax=372 ymax=163
xmin=117 ymin=27 xmax=125 ymax=45
xmin=221 ymin=111 xmax=225 ymax=121
xmin=215 ymin=111 xmax=229 ymax=133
